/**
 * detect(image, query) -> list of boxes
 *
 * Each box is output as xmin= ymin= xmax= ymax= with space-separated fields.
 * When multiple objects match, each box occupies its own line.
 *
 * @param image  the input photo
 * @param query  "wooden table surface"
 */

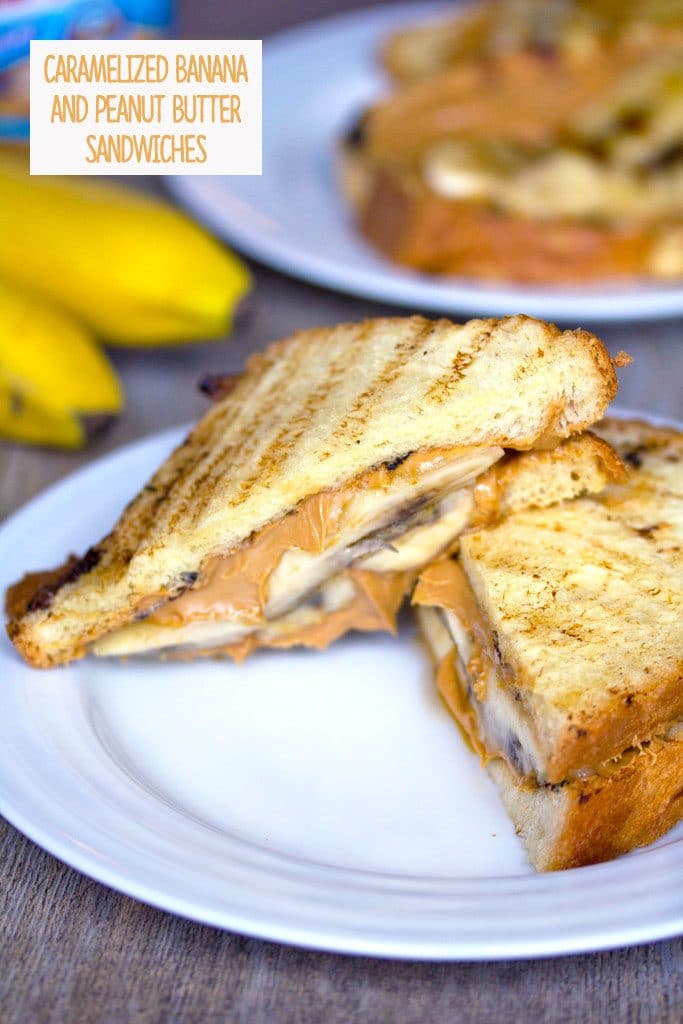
xmin=2 ymin=2 xmax=683 ymax=1021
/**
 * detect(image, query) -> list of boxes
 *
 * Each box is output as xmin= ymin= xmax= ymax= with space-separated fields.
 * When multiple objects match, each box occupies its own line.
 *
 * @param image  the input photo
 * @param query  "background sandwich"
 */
xmin=341 ymin=2 xmax=683 ymax=283
xmin=6 ymin=314 xmax=617 ymax=668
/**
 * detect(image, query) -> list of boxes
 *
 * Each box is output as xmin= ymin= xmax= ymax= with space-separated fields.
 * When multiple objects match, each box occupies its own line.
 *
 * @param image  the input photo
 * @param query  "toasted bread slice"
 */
xmin=464 ymin=431 xmax=625 ymax=522
xmin=419 ymin=601 xmax=683 ymax=871
xmin=342 ymin=160 xmax=675 ymax=283
xmin=461 ymin=513 xmax=682 ymax=780
xmin=593 ymin=418 xmax=683 ymax=567
xmin=415 ymin=419 xmax=683 ymax=869
xmin=488 ymin=736 xmax=683 ymax=871
xmin=6 ymin=315 xmax=616 ymax=669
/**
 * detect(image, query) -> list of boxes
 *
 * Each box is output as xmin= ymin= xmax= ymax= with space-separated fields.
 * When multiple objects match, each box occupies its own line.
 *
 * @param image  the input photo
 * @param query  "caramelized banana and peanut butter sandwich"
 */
xmin=342 ymin=1 xmax=683 ymax=282
xmin=7 ymin=315 xmax=617 ymax=668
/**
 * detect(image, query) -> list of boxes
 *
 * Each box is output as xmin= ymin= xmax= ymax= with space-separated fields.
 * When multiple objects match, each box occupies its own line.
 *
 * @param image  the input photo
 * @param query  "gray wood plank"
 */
xmin=2 ymin=821 xmax=683 ymax=1024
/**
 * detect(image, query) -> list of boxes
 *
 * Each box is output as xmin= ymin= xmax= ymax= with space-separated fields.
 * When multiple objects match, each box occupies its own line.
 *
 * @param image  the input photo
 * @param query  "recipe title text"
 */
xmin=30 ymin=41 xmax=262 ymax=176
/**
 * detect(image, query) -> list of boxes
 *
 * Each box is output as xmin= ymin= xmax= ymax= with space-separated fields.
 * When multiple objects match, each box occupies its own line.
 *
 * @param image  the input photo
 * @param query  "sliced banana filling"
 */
xmin=416 ymin=601 xmax=547 ymax=782
xmin=93 ymin=446 xmax=501 ymax=658
xmin=424 ymin=138 xmax=683 ymax=222
xmin=94 ymin=573 xmax=369 ymax=657
xmin=416 ymin=596 xmax=683 ymax=791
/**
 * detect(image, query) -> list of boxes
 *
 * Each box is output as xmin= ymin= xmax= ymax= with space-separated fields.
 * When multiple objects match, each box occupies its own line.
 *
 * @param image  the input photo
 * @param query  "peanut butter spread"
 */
xmin=5 ymin=561 xmax=77 ymax=620
xmin=148 ymin=446 xmax=482 ymax=628
xmin=415 ymin=560 xmax=538 ymax=774
xmin=150 ymin=488 xmax=346 ymax=627
xmin=435 ymin=651 xmax=490 ymax=763
xmin=471 ymin=475 xmax=502 ymax=524
xmin=413 ymin=558 xmax=481 ymax=622
xmin=413 ymin=558 xmax=501 ymax=701
xmin=214 ymin=568 xmax=415 ymax=662
xmin=426 ymin=614 xmax=683 ymax=789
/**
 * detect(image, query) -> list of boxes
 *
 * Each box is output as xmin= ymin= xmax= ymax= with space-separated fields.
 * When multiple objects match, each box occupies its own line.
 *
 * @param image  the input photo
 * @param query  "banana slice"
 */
xmin=423 ymin=140 xmax=497 ymax=200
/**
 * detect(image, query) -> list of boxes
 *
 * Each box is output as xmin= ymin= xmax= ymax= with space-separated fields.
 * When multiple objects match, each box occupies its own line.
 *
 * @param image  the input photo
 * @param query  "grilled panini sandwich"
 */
xmin=414 ymin=419 xmax=683 ymax=870
xmin=6 ymin=315 xmax=617 ymax=668
xmin=342 ymin=2 xmax=683 ymax=282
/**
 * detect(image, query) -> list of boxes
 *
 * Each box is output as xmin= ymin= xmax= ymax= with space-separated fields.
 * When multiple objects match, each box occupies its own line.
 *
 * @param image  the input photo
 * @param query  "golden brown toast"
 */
xmin=6 ymin=315 xmax=617 ymax=668
xmin=488 ymin=735 xmax=683 ymax=872
xmin=594 ymin=418 xmax=683 ymax=567
xmin=342 ymin=160 xmax=678 ymax=283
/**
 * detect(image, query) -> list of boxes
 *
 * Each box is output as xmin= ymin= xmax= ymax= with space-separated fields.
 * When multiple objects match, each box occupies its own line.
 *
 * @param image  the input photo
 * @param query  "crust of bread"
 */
xmin=489 ymin=739 xmax=683 ymax=871
xmin=5 ymin=315 xmax=617 ymax=669
xmin=471 ymin=432 xmax=626 ymax=522
xmin=350 ymin=161 xmax=665 ymax=284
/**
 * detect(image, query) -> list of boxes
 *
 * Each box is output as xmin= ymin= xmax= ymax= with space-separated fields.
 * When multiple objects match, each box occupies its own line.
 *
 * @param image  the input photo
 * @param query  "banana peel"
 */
xmin=0 ymin=154 xmax=251 ymax=345
xmin=0 ymin=280 xmax=123 ymax=448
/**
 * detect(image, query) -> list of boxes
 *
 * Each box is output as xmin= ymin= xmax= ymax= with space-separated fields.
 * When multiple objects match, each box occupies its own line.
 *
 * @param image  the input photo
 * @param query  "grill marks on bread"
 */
xmin=152 ymin=315 xmax=613 ymax=561
xmin=427 ymin=321 xmax=494 ymax=404
xmin=333 ymin=319 xmax=436 ymax=438
xmin=594 ymin=418 xmax=683 ymax=567
xmin=242 ymin=326 xmax=358 ymax=487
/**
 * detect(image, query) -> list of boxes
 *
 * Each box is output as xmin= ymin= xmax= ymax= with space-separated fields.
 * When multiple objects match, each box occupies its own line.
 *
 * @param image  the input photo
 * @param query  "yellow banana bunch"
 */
xmin=0 ymin=281 xmax=122 ymax=448
xmin=0 ymin=154 xmax=251 ymax=345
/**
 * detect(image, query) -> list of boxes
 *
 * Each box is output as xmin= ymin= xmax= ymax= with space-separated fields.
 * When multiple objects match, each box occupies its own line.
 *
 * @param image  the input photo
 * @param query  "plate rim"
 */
xmin=1 ymin=406 xmax=682 ymax=961
xmin=166 ymin=1 xmax=683 ymax=324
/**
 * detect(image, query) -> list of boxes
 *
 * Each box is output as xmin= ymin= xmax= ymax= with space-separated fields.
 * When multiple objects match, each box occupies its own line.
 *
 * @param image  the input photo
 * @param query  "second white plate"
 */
xmin=168 ymin=2 xmax=683 ymax=323
xmin=0 ymin=412 xmax=682 ymax=959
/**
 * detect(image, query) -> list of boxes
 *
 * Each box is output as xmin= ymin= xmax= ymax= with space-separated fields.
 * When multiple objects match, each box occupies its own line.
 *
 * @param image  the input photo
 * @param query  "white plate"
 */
xmin=167 ymin=2 xmax=683 ymax=323
xmin=1 ymin=411 xmax=682 ymax=960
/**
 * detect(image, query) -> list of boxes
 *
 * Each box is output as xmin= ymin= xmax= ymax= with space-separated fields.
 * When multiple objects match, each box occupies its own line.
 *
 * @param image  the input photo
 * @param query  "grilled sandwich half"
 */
xmin=414 ymin=418 xmax=683 ymax=870
xmin=6 ymin=315 xmax=617 ymax=668
xmin=342 ymin=7 xmax=683 ymax=283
